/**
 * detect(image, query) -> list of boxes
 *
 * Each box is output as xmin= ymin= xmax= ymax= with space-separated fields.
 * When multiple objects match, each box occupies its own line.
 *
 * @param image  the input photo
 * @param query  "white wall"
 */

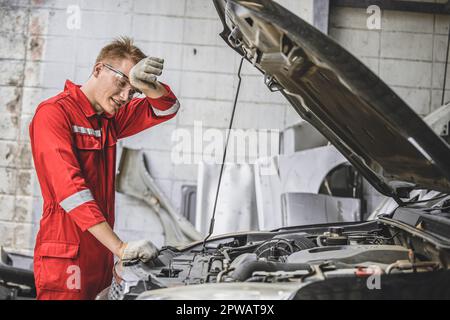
xmin=329 ymin=4 xmax=450 ymax=115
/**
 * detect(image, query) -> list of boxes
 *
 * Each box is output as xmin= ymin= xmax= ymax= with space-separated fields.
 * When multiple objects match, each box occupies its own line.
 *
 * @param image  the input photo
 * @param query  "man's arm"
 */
xmin=88 ymin=222 xmax=159 ymax=263
xmin=88 ymin=222 xmax=125 ymax=258
xmin=140 ymin=80 xmax=168 ymax=99
xmin=113 ymin=83 xmax=179 ymax=139
xmin=113 ymin=56 xmax=180 ymax=139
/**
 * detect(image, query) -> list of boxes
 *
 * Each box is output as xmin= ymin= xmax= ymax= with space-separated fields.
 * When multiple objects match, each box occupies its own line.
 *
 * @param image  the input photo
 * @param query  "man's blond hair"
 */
xmin=95 ymin=36 xmax=146 ymax=65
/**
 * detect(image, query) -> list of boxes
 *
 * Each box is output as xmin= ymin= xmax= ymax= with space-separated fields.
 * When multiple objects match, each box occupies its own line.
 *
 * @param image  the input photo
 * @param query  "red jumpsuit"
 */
xmin=29 ymin=80 xmax=179 ymax=300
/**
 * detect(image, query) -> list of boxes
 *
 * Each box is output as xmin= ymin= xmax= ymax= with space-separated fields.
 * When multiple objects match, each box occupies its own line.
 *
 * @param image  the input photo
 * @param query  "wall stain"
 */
xmin=6 ymin=72 xmax=24 ymax=87
xmin=4 ymin=144 xmax=16 ymax=165
xmin=29 ymin=36 xmax=44 ymax=60
xmin=17 ymin=143 xmax=32 ymax=169
xmin=10 ymin=115 xmax=18 ymax=127
xmin=12 ymin=205 xmax=27 ymax=222
xmin=17 ymin=171 xmax=31 ymax=196
xmin=6 ymin=87 xmax=22 ymax=114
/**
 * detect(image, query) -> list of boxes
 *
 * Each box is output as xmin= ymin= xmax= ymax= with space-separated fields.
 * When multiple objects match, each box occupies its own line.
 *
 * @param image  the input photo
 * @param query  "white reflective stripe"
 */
xmin=60 ymin=189 xmax=94 ymax=212
xmin=152 ymin=100 xmax=180 ymax=117
xmin=72 ymin=125 xmax=101 ymax=138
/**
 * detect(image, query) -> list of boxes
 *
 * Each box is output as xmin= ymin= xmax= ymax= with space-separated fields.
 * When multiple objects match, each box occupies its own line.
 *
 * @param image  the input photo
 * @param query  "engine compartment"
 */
xmin=104 ymin=219 xmax=449 ymax=300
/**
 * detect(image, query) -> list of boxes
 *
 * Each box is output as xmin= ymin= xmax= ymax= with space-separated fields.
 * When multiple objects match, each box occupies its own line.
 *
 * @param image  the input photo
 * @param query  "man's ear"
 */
xmin=92 ymin=62 xmax=103 ymax=78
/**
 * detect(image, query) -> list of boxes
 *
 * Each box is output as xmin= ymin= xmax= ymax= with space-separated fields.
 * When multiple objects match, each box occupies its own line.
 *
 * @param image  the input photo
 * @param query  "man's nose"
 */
xmin=118 ymin=89 xmax=129 ymax=102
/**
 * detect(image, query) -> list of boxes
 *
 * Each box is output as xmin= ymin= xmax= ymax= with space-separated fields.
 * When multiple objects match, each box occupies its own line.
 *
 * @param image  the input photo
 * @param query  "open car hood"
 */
xmin=213 ymin=0 xmax=450 ymax=201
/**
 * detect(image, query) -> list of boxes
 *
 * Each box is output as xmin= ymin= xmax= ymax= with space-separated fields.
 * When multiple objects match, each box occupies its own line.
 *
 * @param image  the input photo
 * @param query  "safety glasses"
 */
xmin=102 ymin=63 xmax=141 ymax=101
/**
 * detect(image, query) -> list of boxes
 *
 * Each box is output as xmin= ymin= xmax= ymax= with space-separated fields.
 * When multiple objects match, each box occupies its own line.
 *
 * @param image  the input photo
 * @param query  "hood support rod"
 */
xmin=442 ymin=22 xmax=450 ymax=106
xmin=202 ymin=55 xmax=245 ymax=251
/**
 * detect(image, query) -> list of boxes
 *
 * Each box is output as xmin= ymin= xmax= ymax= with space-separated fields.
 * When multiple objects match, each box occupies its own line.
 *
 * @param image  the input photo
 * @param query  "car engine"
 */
xmin=101 ymin=219 xmax=449 ymax=300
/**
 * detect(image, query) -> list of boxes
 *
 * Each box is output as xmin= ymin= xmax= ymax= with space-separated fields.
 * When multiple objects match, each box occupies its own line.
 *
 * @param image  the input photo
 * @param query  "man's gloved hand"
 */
xmin=120 ymin=240 xmax=159 ymax=265
xmin=129 ymin=57 xmax=164 ymax=91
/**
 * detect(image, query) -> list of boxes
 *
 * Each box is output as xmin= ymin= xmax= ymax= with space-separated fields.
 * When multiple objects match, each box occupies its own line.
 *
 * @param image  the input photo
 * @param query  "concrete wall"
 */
xmin=329 ymin=3 xmax=450 ymax=115
xmin=328 ymin=3 xmax=450 ymax=210
xmin=0 ymin=0 xmax=449 ymax=253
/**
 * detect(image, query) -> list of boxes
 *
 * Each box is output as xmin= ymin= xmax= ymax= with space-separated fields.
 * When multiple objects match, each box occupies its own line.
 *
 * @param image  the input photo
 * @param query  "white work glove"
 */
xmin=121 ymin=240 xmax=159 ymax=265
xmin=129 ymin=57 xmax=164 ymax=91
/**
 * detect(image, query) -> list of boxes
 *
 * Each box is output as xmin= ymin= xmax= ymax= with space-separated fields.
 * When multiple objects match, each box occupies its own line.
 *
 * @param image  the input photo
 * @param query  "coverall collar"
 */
xmin=64 ymin=80 xmax=114 ymax=119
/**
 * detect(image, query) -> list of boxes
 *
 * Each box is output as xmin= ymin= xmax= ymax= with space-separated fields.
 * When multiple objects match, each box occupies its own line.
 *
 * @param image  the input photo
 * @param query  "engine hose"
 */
xmin=231 ymin=260 xmax=311 ymax=281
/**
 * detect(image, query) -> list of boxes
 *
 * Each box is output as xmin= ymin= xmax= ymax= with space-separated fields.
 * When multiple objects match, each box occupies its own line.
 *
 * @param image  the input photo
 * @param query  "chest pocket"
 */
xmin=74 ymin=134 xmax=102 ymax=150
xmin=73 ymin=125 xmax=102 ymax=150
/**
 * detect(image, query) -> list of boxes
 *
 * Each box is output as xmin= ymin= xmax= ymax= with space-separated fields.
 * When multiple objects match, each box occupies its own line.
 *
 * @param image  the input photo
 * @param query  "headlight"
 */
xmin=107 ymin=261 xmax=167 ymax=300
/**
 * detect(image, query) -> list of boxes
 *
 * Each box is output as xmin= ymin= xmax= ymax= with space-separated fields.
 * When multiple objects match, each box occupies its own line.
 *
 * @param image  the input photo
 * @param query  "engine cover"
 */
xmin=286 ymin=245 xmax=409 ymax=265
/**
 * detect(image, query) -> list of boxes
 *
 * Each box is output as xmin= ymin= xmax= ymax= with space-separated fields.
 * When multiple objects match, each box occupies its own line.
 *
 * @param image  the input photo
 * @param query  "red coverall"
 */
xmin=29 ymin=80 xmax=179 ymax=300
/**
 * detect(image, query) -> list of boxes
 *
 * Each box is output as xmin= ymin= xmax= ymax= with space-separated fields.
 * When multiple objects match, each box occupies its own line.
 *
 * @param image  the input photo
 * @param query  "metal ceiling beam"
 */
xmin=330 ymin=0 xmax=450 ymax=15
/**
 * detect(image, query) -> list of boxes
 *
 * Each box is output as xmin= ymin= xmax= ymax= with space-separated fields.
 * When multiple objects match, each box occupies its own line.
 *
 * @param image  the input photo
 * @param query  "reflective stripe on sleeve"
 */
xmin=151 ymin=100 xmax=180 ymax=117
xmin=60 ymin=189 xmax=94 ymax=212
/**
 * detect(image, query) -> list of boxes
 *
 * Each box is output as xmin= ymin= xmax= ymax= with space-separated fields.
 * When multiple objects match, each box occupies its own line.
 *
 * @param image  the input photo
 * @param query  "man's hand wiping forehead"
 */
xmin=129 ymin=57 xmax=164 ymax=91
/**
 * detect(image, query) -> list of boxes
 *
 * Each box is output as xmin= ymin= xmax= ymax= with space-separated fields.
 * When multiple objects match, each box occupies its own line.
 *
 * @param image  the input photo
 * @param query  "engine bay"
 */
xmin=104 ymin=217 xmax=450 ymax=300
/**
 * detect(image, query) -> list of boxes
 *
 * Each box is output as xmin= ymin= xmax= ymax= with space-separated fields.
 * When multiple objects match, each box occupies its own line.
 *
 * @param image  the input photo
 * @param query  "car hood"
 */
xmin=213 ymin=0 xmax=450 ymax=201
xmin=136 ymin=282 xmax=299 ymax=300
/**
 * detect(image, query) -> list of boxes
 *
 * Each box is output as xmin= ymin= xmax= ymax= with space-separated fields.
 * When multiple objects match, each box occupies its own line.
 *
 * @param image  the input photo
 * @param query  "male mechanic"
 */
xmin=29 ymin=37 xmax=180 ymax=300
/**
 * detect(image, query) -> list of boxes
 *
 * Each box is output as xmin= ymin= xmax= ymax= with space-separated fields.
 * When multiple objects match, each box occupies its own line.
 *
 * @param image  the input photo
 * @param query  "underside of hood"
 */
xmin=213 ymin=0 xmax=450 ymax=201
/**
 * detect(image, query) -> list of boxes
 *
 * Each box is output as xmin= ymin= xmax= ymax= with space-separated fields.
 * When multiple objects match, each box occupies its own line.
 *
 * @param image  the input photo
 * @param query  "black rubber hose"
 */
xmin=231 ymin=261 xmax=311 ymax=281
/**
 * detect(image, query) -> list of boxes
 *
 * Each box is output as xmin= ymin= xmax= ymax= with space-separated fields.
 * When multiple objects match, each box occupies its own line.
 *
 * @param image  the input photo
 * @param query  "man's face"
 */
xmin=93 ymin=58 xmax=137 ymax=116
